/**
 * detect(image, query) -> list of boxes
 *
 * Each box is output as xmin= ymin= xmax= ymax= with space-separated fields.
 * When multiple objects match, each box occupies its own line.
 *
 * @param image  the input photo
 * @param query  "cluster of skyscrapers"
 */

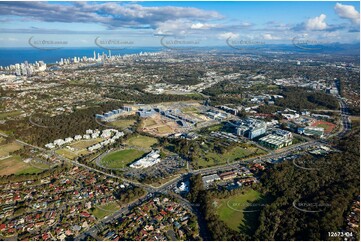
xmin=0 ymin=61 xmax=46 ymax=76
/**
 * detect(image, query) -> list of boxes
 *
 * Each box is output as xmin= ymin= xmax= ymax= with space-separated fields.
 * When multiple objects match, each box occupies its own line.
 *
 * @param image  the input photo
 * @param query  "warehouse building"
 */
xmin=259 ymin=134 xmax=293 ymax=149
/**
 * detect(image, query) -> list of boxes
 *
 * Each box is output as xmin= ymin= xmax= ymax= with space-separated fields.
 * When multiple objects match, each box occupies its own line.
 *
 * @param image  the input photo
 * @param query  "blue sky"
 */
xmin=0 ymin=1 xmax=359 ymax=47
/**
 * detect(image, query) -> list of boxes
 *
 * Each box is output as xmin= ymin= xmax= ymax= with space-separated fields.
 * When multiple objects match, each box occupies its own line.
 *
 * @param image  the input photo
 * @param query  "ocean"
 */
xmin=0 ymin=47 xmax=164 ymax=67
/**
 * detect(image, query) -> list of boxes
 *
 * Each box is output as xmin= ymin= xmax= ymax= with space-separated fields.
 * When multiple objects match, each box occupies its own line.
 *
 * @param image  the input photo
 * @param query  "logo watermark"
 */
xmin=94 ymin=37 xmax=134 ymax=50
xmin=226 ymin=200 xmax=266 ymax=213
xmin=226 ymin=37 xmax=265 ymax=50
xmin=292 ymin=159 xmax=332 ymax=171
xmin=160 ymin=36 xmax=201 ymax=50
xmin=293 ymin=199 xmax=331 ymax=213
xmin=28 ymin=36 xmax=68 ymax=50
xmin=292 ymin=36 xmax=326 ymax=50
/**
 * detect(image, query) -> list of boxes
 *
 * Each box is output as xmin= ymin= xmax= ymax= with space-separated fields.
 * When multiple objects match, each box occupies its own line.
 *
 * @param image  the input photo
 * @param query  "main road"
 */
xmin=1 ymin=94 xmax=352 ymax=240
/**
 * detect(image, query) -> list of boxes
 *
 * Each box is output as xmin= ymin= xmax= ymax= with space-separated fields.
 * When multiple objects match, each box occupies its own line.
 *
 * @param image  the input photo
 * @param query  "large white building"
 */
xmin=235 ymin=118 xmax=267 ymax=139
xmin=129 ymin=150 xmax=161 ymax=169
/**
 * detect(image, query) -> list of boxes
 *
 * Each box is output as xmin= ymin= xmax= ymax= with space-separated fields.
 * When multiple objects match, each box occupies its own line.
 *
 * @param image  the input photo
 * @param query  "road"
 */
xmin=1 ymin=95 xmax=352 ymax=240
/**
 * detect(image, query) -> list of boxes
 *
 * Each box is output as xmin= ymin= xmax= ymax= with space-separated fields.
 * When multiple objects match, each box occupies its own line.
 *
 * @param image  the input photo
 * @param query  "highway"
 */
xmin=76 ymin=97 xmax=354 ymax=240
xmin=0 ymin=94 xmax=353 ymax=240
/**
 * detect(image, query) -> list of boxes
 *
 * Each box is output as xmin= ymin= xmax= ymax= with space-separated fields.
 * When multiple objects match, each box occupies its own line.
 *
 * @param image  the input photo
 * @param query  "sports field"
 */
xmin=311 ymin=120 xmax=336 ymax=133
xmin=0 ymin=142 xmax=23 ymax=157
xmin=0 ymin=156 xmax=43 ymax=176
xmin=216 ymin=189 xmax=265 ymax=233
xmin=100 ymin=149 xmax=145 ymax=168
xmin=125 ymin=134 xmax=158 ymax=149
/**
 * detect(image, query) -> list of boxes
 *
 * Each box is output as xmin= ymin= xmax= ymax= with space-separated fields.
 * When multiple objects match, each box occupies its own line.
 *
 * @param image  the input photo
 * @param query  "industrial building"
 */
xmin=123 ymin=106 xmax=132 ymax=112
xmin=159 ymin=109 xmax=197 ymax=125
xmin=95 ymin=106 xmax=132 ymax=120
xmin=202 ymin=174 xmax=221 ymax=187
xmin=303 ymin=126 xmax=324 ymax=138
xmin=218 ymin=105 xmax=238 ymax=115
xmin=219 ymin=171 xmax=237 ymax=180
xmin=259 ymin=134 xmax=293 ymax=149
xmin=273 ymin=129 xmax=293 ymax=139
xmin=235 ymin=118 xmax=267 ymax=139
xmin=206 ymin=110 xmax=228 ymax=121
xmin=137 ymin=108 xmax=157 ymax=118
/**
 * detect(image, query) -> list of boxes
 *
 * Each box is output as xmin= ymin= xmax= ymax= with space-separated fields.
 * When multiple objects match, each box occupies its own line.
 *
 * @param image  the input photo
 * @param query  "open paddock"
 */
xmin=0 ymin=156 xmax=43 ymax=176
xmin=110 ymin=119 xmax=136 ymax=129
xmin=140 ymin=115 xmax=180 ymax=137
xmin=0 ymin=142 xmax=23 ymax=157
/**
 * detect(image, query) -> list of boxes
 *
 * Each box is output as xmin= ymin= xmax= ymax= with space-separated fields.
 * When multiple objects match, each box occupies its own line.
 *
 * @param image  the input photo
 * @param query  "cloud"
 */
xmin=262 ymin=33 xmax=280 ymax=40
xmin=191 ymin=23 xmax=218 ymax=29
xmin=334 ymin=3 xmax=360 ymax=25
xmin=305 ymin=14 xmax=328 ymax=30
xmin=218 ymin=32 xmax=239 ymax=40
xmin=0 ymin=2 xmax=223 ymax=29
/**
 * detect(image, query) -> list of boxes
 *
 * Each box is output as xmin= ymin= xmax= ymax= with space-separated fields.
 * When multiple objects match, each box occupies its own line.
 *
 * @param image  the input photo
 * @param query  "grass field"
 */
xmin=55 ymin=139 xmax=104 ymax=159
xmin=100 ymin=149 xmax=146 ymax=168
xmin=0 ymin=110 xmax=22 ymax=119
xmin=0 ymin=155 xmax=42 ymax=176
xmin=181 ymin=106 xmax=198 ymax=113
xmin=196 ymin=146 xmax=266 ymax=168
xmin=70 ymin=138 xmax=103 ymax=150
xmin=92 ymin=202 xmax=120 ymax=219
xmin=0 ymin=142 xmax=23 ymax=157
xmin=125 ymin=134 xmax=158 ymax=149
xmin=216 ymin=189 xmax=266 ymax=234
xmin=55 ymin=149 xmax=79 ymax=160
xmin=110 ymin=119 xmax=136 ymax=129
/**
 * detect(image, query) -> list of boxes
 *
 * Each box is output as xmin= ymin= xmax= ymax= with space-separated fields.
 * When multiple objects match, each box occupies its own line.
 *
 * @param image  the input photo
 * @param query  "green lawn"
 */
xmin=55 ymin=149 xmax=78 ymax=160
xmin=216 ymin=189 xmax=267 ymax=234
xmin=100 ymin=149 xmax=146 ymax=168
xmin=70 ymin=138 xmax=103 ymax=150
xmin=208 ymin=124 xmax=223 ymax=132
xmin=110 ymin=119 xmax=136 ymax=129
xmin=196 ymin=146 xmax=266 ymax=168
xmin=181 ymin=106 xmax=199 ymax=113
xmin=15 ymin=166 xmax=43 ymax=175
xmin=92 ymin=202 xmax=120 ymax=219
xmin=125 ymin=135 xmax=158 ymax=149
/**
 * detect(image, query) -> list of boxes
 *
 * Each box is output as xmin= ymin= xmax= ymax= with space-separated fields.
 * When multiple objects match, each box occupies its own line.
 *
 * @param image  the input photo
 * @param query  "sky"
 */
xmin=0 ymin=1 xmax=359 ymax=48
